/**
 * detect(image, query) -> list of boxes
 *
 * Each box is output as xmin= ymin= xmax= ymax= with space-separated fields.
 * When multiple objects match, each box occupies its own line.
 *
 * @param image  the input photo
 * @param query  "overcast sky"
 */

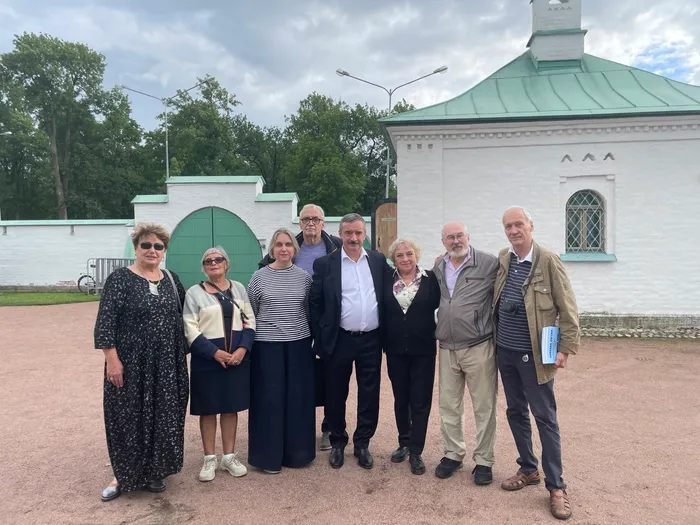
xmin=1 ymin=0 xmax=699 ymax=131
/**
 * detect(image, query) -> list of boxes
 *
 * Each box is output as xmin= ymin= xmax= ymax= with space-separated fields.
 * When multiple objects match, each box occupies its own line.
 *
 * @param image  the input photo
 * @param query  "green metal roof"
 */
xmin=382 ymin=51 xmax=700 ymax=125
xmin=131 ymin=194 xmax=169 ymax=204
xmin=255 ymin=192 xmax=298 ymax=202
xmin=0 ymin=219 xmax=132 ymax=226
xmin=166 ymin=176 xmax=263 ymax=184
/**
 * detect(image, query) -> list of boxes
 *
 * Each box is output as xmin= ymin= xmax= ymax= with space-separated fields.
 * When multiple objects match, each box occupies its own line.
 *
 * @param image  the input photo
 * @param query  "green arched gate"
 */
xmin=166 ymin=207 xmax=261 ymax=289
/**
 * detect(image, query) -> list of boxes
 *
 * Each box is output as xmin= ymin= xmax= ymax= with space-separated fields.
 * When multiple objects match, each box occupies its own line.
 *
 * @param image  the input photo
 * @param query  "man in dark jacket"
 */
xmin=258 ymin=203 xmax=342 ymax=451
xmin=258 ymin=204 xmax=342 ymax=273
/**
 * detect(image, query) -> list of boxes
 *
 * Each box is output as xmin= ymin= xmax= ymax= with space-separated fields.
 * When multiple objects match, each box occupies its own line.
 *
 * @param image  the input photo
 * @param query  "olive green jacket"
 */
xmin=492 ymin=242 xmax=580 ymax=384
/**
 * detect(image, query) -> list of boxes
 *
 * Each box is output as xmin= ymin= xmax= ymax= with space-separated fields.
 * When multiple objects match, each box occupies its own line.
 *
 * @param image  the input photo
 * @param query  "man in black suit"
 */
xmin=310 ymin=213 xmax=392 ymax=470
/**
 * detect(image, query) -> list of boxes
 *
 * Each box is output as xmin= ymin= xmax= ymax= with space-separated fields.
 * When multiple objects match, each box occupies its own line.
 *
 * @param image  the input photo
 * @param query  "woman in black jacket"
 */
xmin=383 ymin=238 xmax=440 ymax=475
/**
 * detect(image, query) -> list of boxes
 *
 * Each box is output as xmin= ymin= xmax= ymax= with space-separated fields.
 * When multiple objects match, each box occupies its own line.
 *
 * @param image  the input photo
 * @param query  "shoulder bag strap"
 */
xmin=163 ymin=269 xmax=182 ymax=314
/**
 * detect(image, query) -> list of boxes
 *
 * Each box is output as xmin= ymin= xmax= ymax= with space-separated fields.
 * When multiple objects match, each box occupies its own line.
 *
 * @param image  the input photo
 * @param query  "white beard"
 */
xmin=448 ymin=247 xmax=468 ymax=258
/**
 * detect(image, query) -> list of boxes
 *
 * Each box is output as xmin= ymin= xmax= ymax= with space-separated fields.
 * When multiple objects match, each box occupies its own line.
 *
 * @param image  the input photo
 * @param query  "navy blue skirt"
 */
xmin=248 ymin=337 xmax=316 ymax=471
xmin=190 ymin=359 xmax=250 ymax=415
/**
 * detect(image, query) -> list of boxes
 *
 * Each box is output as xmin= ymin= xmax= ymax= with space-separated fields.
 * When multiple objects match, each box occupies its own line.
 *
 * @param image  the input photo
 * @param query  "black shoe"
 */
xmin=472 ymin=465 xmax=493 ymax=485
xmin=145 ymin=479 xmax=166 ymax=493
xmin=329 ymin=447 xmax=344 ymax=469
xmin=355 ymin=448 xmax=374 ymax=469
xmin=409 ymin=454 xmax=425 ymax=475
xmin=391 ymin=446 xmax=410 ymax=463
xmin=434 ymin=457 xmax=463 ymax=479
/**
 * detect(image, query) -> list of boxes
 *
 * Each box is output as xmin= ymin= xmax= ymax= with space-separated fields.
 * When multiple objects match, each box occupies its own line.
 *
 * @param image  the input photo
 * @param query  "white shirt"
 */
xmin=442 ymin=250 xmax=472 ymax=297
xmin=508 ymin=243 xmax=533 ymax=263
xmin=340 ymin=247 xmax=379 ymax=332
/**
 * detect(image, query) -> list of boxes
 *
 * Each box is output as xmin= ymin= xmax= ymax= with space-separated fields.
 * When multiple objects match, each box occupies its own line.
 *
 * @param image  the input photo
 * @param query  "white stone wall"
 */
xmin=391 ymin=116 xmax=700 ymax=315
xmin=0 ymin=179 xmax=371 ymax=286
xmin=0 ymin=223 xmax=131 ymax=286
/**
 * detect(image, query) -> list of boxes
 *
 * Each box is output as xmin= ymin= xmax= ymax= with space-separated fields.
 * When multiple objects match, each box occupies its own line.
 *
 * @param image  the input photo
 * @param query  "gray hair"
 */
xmin=504 ymin=206 xmax=533 ymax=224
xmin=300 ymin=203 xmax=325 ymax=219
xmin=441 ymin=222 xmax=469 ymax=238
xmin=339 ymin=213 xmax=365 ymax=230
xmin=388 ymin=238 xmax=421 ymax=264
xmin=267 ymin=228 xmax=301 ymax=259
xmin=201 ymin=246 xmax=229 ymax=271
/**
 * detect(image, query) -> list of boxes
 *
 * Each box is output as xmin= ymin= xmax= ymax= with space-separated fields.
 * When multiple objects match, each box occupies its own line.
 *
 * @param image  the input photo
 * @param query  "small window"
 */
xmin=566 ymin=190 xmax=605 ymax=252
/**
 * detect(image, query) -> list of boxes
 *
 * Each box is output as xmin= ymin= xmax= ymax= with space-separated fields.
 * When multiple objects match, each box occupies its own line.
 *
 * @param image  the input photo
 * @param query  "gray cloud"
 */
xmin=1 ymin=0 xmax=699 ymax=130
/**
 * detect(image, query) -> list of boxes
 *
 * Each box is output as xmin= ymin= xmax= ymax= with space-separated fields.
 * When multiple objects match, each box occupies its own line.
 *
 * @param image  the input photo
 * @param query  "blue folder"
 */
xmin=541 ymin=326 xmax=560 ymax=365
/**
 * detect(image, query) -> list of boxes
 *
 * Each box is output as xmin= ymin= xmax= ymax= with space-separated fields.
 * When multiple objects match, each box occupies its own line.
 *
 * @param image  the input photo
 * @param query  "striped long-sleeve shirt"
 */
xmin=247 ymin=265 xmax=312 ymax=342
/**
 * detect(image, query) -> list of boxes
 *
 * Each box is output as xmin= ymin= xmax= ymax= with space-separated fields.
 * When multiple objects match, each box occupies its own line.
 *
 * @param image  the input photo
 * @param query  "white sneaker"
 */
xmin=220 ymin=453 xmax=247 ymax=477
xmin=199 ymin=454 xmax=218 ymax=482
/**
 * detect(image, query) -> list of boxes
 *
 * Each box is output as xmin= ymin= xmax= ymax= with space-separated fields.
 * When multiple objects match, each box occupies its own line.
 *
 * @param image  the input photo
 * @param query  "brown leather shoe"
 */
xmin=550 ymin=489 xmax=572 ymax=520
xmin=501 ymin=469 xmax=541 ymax=491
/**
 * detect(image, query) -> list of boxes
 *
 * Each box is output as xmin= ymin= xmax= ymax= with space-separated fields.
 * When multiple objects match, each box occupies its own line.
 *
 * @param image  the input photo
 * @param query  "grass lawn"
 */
xmin=0 ymin=292 xmax=100 ymax=307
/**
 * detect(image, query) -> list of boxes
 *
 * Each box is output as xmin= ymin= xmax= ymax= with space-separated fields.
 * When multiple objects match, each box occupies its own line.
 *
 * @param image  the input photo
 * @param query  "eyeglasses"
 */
xmin=300 ymin=217 xmax=323 ymax=224
xmin=444 ymin=233 xmax=466 ymax=243
xmin=203 ymin=256 xmax=227 ymax=266
xmin=140 ymin=242 xmax=165 ymax=251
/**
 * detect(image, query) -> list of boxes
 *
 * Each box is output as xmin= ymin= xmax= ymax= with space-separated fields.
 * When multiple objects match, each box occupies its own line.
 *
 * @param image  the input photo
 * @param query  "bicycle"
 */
xmin=78 ymin=263 xmax=97 ymax=294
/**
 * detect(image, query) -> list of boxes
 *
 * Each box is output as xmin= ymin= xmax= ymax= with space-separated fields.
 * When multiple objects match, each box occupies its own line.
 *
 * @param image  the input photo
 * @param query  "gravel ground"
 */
xmin=1 ymin=302 xmax=698 ymax=525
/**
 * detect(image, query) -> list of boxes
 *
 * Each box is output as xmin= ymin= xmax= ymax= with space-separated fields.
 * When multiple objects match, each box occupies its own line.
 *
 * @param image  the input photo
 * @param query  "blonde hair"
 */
xmin=388 ymin=238 xmax=421 ymax=264
xmin=131 ymin=223 xmax=170 ymax=249
xmin=268 ymin=228 xmax=300 ymax=259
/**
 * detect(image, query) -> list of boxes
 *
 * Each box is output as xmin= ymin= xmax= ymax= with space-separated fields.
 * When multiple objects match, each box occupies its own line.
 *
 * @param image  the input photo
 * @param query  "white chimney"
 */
xmin=527 ymin=0 xmax=587 ymax=65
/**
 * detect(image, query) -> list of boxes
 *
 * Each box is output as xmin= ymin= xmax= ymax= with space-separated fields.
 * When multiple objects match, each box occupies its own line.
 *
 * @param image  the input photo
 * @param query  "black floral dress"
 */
xmin=94 ymin=267 xmax=189 ymax=492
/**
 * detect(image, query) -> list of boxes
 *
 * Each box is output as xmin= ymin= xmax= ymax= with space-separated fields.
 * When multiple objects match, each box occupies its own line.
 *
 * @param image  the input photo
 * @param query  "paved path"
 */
xmin=1 ymin=303 xmax=698 ymax=524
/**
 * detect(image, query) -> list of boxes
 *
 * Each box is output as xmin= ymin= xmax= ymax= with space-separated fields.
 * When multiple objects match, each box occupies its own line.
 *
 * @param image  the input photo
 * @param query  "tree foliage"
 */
xmin=0 ymin=32 xmax=418 ymax=220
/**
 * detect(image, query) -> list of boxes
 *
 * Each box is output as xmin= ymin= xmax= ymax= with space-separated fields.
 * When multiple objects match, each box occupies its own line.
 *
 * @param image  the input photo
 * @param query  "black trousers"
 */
xmin=248 ymin=338 xmax=316 ymax=471
xmin=325 ymin=329 xmax=382 ymax=450
xmin=386 ymin=353 xmax=435 ymax=456
xmin=497 ymin=347 xmax=565 ymax=491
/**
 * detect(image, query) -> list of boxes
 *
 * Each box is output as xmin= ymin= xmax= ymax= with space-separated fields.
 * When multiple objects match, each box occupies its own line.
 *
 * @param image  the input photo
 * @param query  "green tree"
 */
xmin=231 ymin=115 xmax=288 ymax=192
xmin=143 ymin=76 xmax=247 ymax=179
xmin=67 ymin=88 xmax=146 ymax=218
xmin=2 ymin=33 xmax=107 ymax=219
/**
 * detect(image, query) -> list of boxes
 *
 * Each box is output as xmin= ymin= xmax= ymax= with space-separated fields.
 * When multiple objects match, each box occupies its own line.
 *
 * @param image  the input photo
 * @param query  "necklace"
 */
xmin=136 ymin=265 xmax=161 ymax=296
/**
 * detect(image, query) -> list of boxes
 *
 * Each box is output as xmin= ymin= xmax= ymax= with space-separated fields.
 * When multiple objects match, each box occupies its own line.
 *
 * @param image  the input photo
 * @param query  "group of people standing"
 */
xmin=94 ymin=203 xmax=579 ymax=521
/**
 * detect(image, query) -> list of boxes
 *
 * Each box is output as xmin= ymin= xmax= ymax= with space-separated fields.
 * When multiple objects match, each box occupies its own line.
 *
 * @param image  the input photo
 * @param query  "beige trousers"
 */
xmin=438 ymin=339 xmax=498 ymax=466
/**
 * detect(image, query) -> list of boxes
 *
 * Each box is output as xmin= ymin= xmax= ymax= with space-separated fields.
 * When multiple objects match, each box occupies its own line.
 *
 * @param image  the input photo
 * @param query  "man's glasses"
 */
xmin=203 ymin=256 xmax=226 ymax=266
xmin=444 ymin=233 xmax=466 ymax=243
xmin=140 ymin=242 xmax=165 ymax=251
xmin=300 ymin=217 xmax=323 ymax=224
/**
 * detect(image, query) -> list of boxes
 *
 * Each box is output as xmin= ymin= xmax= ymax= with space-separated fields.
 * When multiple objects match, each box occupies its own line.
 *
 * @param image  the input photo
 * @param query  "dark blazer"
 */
xmin=310 ymin=248 xmax=392 ymax=356
xmin=383 ymin=269 xmax=441 ymax=356
xmin=258 ymin=230 xmax=342 ymax=269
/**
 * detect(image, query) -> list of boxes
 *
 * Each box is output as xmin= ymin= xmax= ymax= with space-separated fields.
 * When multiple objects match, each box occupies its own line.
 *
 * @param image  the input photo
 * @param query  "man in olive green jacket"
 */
xmin=492 ymin=206 xmax=579 ymax=521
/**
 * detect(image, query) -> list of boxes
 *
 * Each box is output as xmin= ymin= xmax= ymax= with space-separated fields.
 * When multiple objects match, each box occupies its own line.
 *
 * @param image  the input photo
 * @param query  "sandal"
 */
xmin=101 ymin=478 xmax=121 ymax=502
xmin=550 ymin=489 xmax=572 ymax=520
xmin=501 ymin=469 xmax=541 ymax=491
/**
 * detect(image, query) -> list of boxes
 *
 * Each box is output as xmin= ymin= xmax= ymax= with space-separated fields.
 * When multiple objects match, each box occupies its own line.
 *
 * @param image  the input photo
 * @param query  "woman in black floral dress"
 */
xmin=94 ymin=223 xmax=189 ymax=502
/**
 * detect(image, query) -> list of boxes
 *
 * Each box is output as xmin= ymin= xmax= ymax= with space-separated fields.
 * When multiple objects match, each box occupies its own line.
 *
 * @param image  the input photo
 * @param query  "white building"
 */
xmin=0 ymin=176 xmax=370 ymax=290
xmin=383 ymin=0 xmax=700 ymax=318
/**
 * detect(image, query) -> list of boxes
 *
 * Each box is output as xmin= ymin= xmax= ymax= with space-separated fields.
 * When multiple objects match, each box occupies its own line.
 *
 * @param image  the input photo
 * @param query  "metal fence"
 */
xmin=86 ymin=258 xmax=135 ymax=294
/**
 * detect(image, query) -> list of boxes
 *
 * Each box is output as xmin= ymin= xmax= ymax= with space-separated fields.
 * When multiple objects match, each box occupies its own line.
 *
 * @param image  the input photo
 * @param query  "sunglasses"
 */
xmin=140 ymin=242 xmax=165 ymax=251
xmin=203 ymin=256 xmax=227 ymax=266
xmin=300 ymin=217 xmax=323 ymax=224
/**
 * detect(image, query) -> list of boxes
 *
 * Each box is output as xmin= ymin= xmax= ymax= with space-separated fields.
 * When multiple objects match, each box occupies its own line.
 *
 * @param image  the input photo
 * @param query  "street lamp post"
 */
xmin=336 ymin=66 xmax=448 ymax=198
xmin=119 ymin=79 xmax=210 ymax=179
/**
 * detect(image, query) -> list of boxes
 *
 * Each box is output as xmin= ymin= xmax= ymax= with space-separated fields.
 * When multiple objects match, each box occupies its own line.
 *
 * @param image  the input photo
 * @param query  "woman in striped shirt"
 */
xmin=247 ymin=228 xmax=315 ymax=473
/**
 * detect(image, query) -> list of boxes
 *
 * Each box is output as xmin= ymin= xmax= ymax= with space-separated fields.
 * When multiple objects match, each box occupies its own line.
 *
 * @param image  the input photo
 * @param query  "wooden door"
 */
xmin=372 ymin=201 xmax=397 ymax=258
